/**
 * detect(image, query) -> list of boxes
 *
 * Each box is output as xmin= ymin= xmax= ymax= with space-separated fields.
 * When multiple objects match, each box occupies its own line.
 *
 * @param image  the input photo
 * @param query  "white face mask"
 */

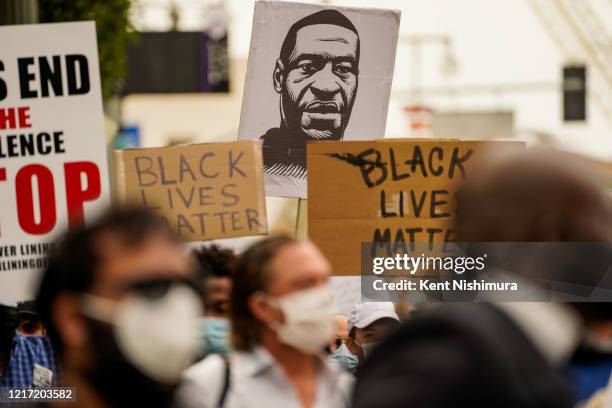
xmin=82 ymin=284 xmax=203 ymax=384
xmin=268 ymin=285 xmax=338 ymax=354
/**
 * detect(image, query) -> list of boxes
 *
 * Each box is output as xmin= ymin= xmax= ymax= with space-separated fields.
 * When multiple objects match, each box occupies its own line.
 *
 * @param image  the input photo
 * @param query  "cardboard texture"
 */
xmin=238 ymin=1 xmax=400 ymax=199
xmin=308 ymin=139 xmax=525 ymax=276
xmin=113 ymin=141 xmax=268 ymax=241
xmin=0 ymin=22 xmax=110 ymax=301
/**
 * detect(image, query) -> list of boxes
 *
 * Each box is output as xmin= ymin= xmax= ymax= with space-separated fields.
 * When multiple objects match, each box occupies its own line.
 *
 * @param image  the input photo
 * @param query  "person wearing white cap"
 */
xmin=342 ymin=302 xmax=400 ymax=371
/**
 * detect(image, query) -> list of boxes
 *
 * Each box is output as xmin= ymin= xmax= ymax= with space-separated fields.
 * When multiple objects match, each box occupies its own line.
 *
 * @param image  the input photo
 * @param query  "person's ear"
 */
xmin=273 ymin=59 xmax=285 ymax=93
xmin=248 ymin=292 xmax=283 ymax=325
xmin=52 ymin=293 xmax=89 ymax=350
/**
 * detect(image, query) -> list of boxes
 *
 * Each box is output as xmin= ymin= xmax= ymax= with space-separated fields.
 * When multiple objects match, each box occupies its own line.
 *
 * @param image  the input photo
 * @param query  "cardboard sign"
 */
xmin=113 ymin=141 xmax=268 ymax=241
xmin=0 ymin=22 xmax=110 ymax=301
xmin=308 ymin=139 xmax=525 ymax=276
xmin=239 ymin=1 xmax=400 ymax=199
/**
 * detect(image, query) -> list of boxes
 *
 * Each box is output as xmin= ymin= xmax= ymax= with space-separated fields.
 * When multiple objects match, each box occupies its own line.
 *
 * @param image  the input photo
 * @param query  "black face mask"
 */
xmin=83 ymin=319 xmax=178 ymax=408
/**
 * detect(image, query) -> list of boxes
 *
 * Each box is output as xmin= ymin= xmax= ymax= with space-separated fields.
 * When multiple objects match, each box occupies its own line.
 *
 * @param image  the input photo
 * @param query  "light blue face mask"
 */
xmin=200 ymin=317 xmax=230 ymax=358
xmin=328 ymin=344 xmax=359 ymax=373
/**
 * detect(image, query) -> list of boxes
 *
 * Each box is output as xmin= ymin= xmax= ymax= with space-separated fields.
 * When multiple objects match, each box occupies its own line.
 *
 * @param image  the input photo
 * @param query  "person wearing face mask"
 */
xmin=0 ymin=302 xmax=57 ymax=388
xmin=353 ymin=150 xmax=612 ymax=408
xmin=327 ymin=314 xmax=359 ymax=374
xmin=343 ymin=302 xmax=400 ymax=372
xmin=34 ymin=208 xmax=204 ymax=408
xmin=178 ymin=235 xmax=354 ymax=408
xmin=192 ymin=245 xmax=236 ymax=359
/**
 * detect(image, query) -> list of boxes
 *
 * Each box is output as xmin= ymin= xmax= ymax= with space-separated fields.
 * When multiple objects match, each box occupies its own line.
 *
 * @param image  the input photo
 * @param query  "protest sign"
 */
xmin=238 ymin=1 xmax=400 ymax=199
xmin=113 ymin=141 xmax=268 ymax=241
xmin=0 ymin=22 xmax=110 ymax=300
xmin=308 ymin=139 xmax=525 ymax=276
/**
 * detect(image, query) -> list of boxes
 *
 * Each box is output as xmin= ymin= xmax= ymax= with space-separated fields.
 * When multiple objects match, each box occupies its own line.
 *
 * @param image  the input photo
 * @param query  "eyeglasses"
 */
xmin=209 ymin=300 xmax=229 ymax=315
xmin=126 ymin=276 xmax=202 ymax=300
xmin=325 ymin=337 xmax=347 ymax=354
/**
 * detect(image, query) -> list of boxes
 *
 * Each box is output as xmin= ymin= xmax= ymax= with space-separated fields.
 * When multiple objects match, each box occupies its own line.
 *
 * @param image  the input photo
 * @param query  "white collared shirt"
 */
xmin=177 ymin=346 xmax=353 ymax=408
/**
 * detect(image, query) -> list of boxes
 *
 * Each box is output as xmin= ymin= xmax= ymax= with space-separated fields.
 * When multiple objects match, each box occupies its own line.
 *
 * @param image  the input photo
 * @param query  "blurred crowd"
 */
xmin=2 ymin=148 xmax=612 ymax=408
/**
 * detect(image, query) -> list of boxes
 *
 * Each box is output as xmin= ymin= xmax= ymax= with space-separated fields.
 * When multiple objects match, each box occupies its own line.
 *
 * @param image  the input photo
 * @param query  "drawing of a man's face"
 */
xmin=274 ymin=14 xmax=360 ymax=141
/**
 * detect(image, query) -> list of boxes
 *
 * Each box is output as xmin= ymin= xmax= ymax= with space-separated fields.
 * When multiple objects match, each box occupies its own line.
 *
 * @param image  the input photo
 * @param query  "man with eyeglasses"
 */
xmin=34 ymin=208 xmax=204 ymax=408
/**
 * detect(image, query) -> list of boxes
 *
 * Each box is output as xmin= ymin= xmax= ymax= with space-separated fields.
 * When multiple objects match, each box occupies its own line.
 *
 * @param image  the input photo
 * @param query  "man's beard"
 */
xmin=83 ymin=319 xmax=178 ymax=408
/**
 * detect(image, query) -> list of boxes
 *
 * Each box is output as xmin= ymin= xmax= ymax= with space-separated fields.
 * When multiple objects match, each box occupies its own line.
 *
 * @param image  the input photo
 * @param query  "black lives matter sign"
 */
xmin=308 ymin=139 xmax=524 ymax=276
xmin=113 ymin=141 xmax=268 ymax=241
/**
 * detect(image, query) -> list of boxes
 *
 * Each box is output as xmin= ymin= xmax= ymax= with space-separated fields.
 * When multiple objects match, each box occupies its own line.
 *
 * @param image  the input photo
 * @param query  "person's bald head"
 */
xmin=329 ymin=313 xmax=348 ymax=352
xmin=455 ymin=149 xmax=612 ymax=243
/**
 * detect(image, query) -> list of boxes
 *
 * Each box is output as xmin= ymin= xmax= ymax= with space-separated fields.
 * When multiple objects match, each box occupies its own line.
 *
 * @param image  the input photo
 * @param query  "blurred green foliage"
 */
xmin=39 ymin=0 xmax=136 ymax=102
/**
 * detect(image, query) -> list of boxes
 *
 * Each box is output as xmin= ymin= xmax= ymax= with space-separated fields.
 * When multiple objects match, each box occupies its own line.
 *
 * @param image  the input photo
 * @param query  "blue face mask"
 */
xmin=328 ymin=344 xmax=359 ymax=373
xmin=200 ymin=317 xmax=230 ymax=358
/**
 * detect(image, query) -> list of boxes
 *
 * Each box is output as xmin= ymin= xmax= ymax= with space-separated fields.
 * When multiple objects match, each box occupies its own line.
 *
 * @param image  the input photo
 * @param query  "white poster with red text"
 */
xmin=0 ymin=22 xmax=110 ymax=301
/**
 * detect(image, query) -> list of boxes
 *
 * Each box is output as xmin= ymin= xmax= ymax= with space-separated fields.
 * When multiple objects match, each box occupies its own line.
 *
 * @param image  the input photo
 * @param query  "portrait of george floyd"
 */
xmin=239 ymin=1 xmax=400 ymax=198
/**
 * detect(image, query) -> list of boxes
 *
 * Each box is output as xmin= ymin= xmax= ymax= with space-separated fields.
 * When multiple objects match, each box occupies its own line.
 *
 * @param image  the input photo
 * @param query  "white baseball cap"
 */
xmin=348 ymin=302 xmax=399 ymax=333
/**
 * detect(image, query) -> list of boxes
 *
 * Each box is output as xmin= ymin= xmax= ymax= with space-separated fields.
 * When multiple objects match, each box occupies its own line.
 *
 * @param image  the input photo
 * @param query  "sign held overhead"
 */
xmin=113 ymin=141 xmax=268 ymax=241
xmin=239 ymin=0 xmax=400 ymax=198
xmin=0 ymin=22 xmax=110 ymax=301
xmin=308 ymin=139 xmax=525 ymax=276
